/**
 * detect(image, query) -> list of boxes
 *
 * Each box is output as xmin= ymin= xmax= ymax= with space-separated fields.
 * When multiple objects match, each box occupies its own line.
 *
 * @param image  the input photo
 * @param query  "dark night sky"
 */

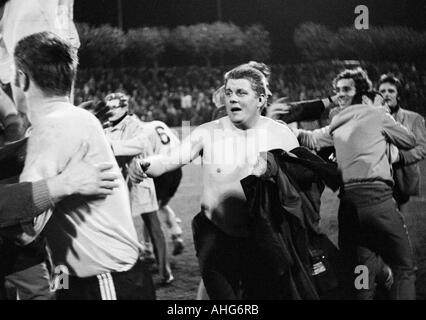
xmin=74 ymin=0 xmax=426 ymax=61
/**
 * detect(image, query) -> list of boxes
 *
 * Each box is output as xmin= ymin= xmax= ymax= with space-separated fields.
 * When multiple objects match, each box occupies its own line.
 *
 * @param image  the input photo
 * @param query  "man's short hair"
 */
xmin=378 ymin=73 xmax=402 ymax=92
xmin=14 ymin=31 xmax=78 ymax=96
xmin=244 ymin=61 xmax=273 ymax=101
xmin=333 ymin=68 xmax=373 ymax=104
xmin=245 ymin=61 xmax=271 ymax=82
xmin=212 ymin=86 xmax=226 ymax=108
xmin=224 ymin=66 xmax=266 ymax=97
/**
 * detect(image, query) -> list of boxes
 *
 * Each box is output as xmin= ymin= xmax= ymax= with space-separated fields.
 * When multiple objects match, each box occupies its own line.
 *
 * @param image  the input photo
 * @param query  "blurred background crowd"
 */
xmin=72 ymin=20 xmax=426 ymax=127
xmin=74 ymin=61 xmax=426 ymax=127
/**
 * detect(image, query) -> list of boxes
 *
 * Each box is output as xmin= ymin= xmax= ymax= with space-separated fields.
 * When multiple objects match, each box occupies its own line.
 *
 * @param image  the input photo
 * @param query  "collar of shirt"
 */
xmin=107 ymin=115 xmax=133 ymax=133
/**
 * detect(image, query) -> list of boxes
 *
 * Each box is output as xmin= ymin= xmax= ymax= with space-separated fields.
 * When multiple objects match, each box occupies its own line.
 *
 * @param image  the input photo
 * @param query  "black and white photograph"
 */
xmin=0 ymin=0 xmax=425 ymax=307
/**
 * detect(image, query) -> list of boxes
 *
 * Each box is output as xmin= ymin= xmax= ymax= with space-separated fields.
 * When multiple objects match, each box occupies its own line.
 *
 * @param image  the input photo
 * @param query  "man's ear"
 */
xmin=22 ymin=73 xmax=29 ymax=92
xmin=14 ymin=72 xmax=20 ymax=88
xmin=16 ymin=71 xmax=29 ymax=92
xmin=257 ymin=95 xmax=266 ymax=108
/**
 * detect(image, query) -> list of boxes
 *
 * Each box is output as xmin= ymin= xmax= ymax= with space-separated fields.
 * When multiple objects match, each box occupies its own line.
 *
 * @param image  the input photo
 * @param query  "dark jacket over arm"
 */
xmin=280 ymin=99 xmax=325 ymax=124
xmin=241 ymin=148 xmax=342 ymax=299
xmin=0 ymin=180 xmax=51 ymax=228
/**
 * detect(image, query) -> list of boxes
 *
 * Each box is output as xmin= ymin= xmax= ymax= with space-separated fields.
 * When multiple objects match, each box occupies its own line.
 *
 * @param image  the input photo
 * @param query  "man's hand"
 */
xmin=251 ymin=153 xmax=268 ymax=177
xmin=78 ymin=100 xmax=113 ymax=128
xmin=266 ymin=99 xmax=291 ymax=120
xmin=47 ymin=142 xmax=120 ymax=201
xmin=324 ymin=94 xmax=339 ymax=109
xmin=298 ymin=131 xmax=319 ymax=151
xmin=128 ymin=158 xmax=150 ymax=183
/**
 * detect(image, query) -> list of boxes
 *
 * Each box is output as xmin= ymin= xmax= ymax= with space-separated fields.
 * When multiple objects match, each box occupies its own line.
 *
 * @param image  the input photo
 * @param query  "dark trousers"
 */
xmin=338 ymin=183 xmax=415 ymax=300
xmin=192 ymin=212 xmax=273 ymax=300
xmin=5 ymin=262 xmax=52 ymax=300
xmin=55 ymin=259 xmax=155 ymax=300
xmin=0 ymin=236 xmax=51 ymax=300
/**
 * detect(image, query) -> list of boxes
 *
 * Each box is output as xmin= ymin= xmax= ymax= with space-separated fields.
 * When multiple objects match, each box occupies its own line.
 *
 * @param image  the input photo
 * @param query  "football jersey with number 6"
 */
xmin=140 ymin=120 xmax=180 ymax=156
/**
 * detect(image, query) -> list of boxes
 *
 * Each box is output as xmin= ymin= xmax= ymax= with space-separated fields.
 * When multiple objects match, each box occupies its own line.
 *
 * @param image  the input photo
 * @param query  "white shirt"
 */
xmin=19 ymin=102 xmax=140 ymax=277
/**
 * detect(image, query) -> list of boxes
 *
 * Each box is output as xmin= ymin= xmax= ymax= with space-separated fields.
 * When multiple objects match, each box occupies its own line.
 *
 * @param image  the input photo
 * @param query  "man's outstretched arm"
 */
xmin=128 ymin=124 xmax=207 ymax=181
xmin=267 ymin=95 xmax=338 ymax=123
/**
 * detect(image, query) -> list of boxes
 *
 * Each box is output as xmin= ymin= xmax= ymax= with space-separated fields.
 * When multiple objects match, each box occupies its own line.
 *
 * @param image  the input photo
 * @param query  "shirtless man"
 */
xmin=130 ymin=65 xmax=299 ymax=299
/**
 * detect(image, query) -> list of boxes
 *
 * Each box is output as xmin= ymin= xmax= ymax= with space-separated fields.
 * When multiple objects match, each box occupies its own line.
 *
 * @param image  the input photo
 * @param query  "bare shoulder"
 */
xmin=262 ymin=116 xmax=294 ymax=135
xmin=260 ymin=116 xmax=299 ymax=150
xmin=194 ymin=117 xmax=224 ymax=133
xmin=183 ymin=118 xmax=225 ymax=148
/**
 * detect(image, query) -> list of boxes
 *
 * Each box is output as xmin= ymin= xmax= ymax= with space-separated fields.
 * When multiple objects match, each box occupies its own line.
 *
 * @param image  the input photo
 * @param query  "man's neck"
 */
xmin=231 ymin=115 xmax=262 ymax=131
xmin=28 ymin=92 xmax=70 ymax=124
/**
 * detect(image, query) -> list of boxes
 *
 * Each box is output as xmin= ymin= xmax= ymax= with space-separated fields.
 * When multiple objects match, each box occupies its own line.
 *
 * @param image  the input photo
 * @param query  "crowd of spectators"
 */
xmin=74 ymin=61 xmax=426 ymax=127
